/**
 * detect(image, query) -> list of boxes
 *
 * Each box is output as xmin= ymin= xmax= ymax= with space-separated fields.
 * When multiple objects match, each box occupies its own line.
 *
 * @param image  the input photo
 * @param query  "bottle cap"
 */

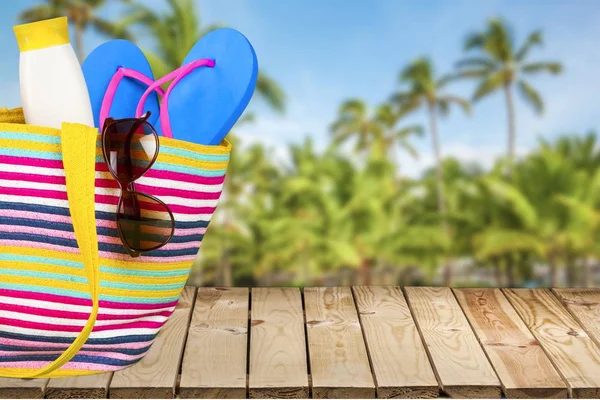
xmin=13 ymin=17 xmax=70 ymax=52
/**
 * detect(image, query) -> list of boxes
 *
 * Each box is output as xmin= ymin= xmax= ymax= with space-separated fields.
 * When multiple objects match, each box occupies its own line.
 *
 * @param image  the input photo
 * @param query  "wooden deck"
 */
xmin=1 ymin=287 xmax=600 ymax=399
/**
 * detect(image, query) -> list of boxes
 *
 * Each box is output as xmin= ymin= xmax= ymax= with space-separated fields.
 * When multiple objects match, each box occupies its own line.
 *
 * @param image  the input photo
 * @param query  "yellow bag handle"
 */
xmin=0 ymin=122 xmax=100 ymax=378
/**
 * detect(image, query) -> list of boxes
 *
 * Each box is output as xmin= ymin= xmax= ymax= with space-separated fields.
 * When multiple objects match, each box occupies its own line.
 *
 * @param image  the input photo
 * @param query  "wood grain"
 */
xmin=109 ymin=286 xmax=196 ymax=398
xmin=352 ymin=286 xmax=438 ymax=398
xmin=46 ymin=373 xmax=112 ymax=399
xmin=553 ymin=289 xmax=600 ymax=348
xmin=0 ymin=378 xmax=48 ymax=399
xmin=304 ymin=287 xmax=375 ymax=398
xmin=454 ymin=288 xmax=567 ymax=398
xmin=179 ymin=287 xmax=249 ymax=399
xmin=249 ymin=288 xmax=308 ymax=398
xmin=504 ymin=288 xmax=600 ymax=398
xmin=404 ymin=287 xmax=501 ymax=398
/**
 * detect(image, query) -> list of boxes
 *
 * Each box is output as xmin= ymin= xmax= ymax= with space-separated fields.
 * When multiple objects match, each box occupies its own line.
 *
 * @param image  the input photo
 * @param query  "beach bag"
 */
xmin=0 ymin=108 xmax=230 ymax=378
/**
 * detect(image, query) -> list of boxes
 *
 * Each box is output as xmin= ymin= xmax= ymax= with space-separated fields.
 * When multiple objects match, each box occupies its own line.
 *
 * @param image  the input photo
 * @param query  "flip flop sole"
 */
xmin=82 ymin=40 xmax=160 ymax=129
xmin=167 ymin=28 xmax=258 ymax=145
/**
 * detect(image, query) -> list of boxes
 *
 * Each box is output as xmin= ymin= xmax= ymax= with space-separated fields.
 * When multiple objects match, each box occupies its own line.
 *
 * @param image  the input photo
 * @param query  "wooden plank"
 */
xmin=454 ymin=288 xmax=567 ymax=398
xmin=46 ymin=374 xmax=112 ymax=399
xmin=109 ymin=286 xmax=196 ymax=398
xmin=249 ymin=288 xmax=309 ymax=398
xmin=352 ymin=286 xmax=438 ymax=398
xmin=0 ymin=378 xmax=48 ymax=399
xmin=179 ymin=287 xmax=249 ymax=399
xmin=504 ymin=288 xmax=600 ymax=398
xmin=553 ymin=289 xmax=600 ymax=347
xmin=304 ymin=286 xmax=375 ymax=398
xmin=404 ymin=287 xmax=501 ymax=398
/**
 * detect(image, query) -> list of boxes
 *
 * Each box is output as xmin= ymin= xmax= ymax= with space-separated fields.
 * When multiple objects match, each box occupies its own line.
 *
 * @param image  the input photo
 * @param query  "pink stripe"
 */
xmin=0 ymin=209 xmax=73 ymax=225
xmin=0 ymin=224 xmax=75 ymax=240
xmin=0 ymin=360 xmax=122 ymax=371
xmin=96 ymin=179 xmax=222 ymax=200
xmin=0 ymin=336 xmax=153 ymax=350
xmin=0 ymin=349 xmax=146 ymax=361
xmin=0 ymin=289 xmax=179 ymax=310
xmin=0 ymin=170 xmax=65 ymax=185
xmin=0 ymin=209 xmax=205 ymax=235
xmin=0 ymin=302 xmax=173 ymax=321
xmin=94 ymin=193 xmax=217 ymax=214
xmin=0 ymin=239 xmax=77 ymax=254
xmin=0 ymin=316 xmax=163 ymax=332
xmin=96 ymin=162 xmax=226 ymax=185
xmin=0 ymin=155 xmax=64 ymax=170
xmin=98 ymin=250 xmax=196 ymax=263
xmin=0 ymin=186 xmax=67 ymax=201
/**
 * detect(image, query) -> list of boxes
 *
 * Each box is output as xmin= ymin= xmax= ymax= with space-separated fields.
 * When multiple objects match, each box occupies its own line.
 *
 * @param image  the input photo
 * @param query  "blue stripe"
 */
xmin=0 ymin=329 xmax=156 ymax=345
xmin=0 ymin=232 xmax=200 ymax=257
xmin=0 ymin=254 xmax=83 ymax=269
xmin=0 ymin=283 xmax=179 ymax=304
xmin=0 ymin=147 xmax=62 ymax=160
xmin=0 ymin=131 xmax=229 ymax=162
xmin=0 ymin=217 xmax=204 ymax=243
xmin=0 ymin=201 xmax=211 ymax=229
xmin=0 ymin=344 xmax=150 ymax=356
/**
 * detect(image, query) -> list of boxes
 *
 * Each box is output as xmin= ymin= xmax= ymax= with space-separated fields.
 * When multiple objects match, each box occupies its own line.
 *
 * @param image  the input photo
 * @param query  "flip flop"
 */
xmin=82 ymin=40 xmax=161 ymax=130
xmin=162 ymin=28 xmax=258 ymax=145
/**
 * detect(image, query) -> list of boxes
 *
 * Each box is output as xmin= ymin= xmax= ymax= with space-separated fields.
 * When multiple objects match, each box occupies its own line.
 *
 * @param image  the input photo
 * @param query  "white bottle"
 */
xmin=13 ymin=17 xmax=94 ymax=129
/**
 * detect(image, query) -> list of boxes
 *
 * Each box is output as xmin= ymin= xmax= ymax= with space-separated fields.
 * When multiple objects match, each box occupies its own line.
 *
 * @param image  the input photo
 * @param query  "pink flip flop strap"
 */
xmin=135 ymin=59 xmax=215 ymax=139
xmin=99 ymin=67 xmax=166 ymax=130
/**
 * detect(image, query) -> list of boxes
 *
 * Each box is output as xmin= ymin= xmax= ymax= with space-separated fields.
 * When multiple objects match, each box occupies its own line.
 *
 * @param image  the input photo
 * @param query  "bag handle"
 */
xmin=1 ymin=123 xmax=101 ymax=378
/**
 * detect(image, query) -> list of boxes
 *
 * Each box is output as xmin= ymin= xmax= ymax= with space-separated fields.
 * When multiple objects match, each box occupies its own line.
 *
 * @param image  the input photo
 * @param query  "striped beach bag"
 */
xmin=0 ymin=108 xmax=230 ymax=378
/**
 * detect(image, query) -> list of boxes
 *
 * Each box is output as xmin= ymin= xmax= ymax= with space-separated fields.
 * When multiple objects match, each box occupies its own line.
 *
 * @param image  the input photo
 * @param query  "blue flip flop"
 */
xmin=82 ymin=40 xmax=161 ymax=129
xmin=164 ymin=28 xmax=258 ymax=145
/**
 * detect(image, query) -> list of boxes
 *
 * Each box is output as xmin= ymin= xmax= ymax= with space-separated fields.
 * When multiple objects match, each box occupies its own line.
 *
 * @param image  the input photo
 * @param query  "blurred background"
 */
xmin=1 ymin=0 xmax=599 ymax=288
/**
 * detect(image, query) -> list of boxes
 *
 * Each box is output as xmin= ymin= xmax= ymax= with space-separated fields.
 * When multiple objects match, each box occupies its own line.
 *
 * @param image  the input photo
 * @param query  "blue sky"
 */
xmin=1 ymin=0 xmax=599 ymax=176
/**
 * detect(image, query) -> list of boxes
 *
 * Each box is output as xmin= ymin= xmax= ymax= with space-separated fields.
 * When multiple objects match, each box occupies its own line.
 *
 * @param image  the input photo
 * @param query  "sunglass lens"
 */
xmin=104 ymin=119 xmax=158 ymax=182
xmin=117 ymin=191 xmax=174 ymax=253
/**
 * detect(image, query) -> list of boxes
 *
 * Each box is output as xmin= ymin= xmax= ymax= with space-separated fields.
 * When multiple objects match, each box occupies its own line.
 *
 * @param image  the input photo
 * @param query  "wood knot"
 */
xmin=359 ymin=311 xmax=376 ymax=315
xmin=307 ymin=320 xmax=331 ymax=327
xmin=251 ymin=319 xmax=265 ymax=327
xmin=567 ymin=329 xmax=580 ymax=337
xmin=195 ymin=323 xmax=209 ymax=329
xmin=224 ymin=327 xmax=247 ymax=335
xmin=215 ymin=287 xmax=229 ymax=291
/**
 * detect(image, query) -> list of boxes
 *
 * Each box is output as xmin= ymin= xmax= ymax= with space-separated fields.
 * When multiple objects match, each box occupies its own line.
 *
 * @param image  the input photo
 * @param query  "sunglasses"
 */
xmin=101 ymin=111 xmax=175 ymax=257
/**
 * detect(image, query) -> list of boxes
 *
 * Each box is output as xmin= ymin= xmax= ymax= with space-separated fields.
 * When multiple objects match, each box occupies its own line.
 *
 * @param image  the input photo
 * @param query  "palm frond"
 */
xmin=521 ymin=62 xmax=563 ymax=75
xmin=19 ymin=5 xmax=60 ymax=22
xmin=455 ymin=57 xmax=496 ymax=70
xmin=255 ymin=72 xmax=286 ymax=113
xmin=472 ymin=71 xmax=504 ymax=102
xmin=483 ymin=177 xmax=539 ymax=229
xmin=438 ymin=96 xmax=472 ymax=115
xmin=91 ymin=17 xmax=132 ymax=40
xmin=517 ymin=80 xmax=544 ymax=114
xmin=464 ymin=32 xmax=485 ymax=50
xmin=515 ymin=30 xmax=543 ymax=62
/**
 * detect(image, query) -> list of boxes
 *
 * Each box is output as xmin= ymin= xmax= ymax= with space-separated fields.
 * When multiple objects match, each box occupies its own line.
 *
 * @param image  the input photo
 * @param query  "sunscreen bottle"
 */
xmin=13 ymin=17 xmax=94 ymax=129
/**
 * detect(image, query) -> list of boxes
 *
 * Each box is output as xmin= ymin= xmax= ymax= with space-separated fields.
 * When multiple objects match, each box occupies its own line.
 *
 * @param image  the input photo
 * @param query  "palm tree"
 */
xmin=392 ymin=57 xmax=470 ymax=285
xmin=19 ymin=0 xmax=132 ymax=60
xmin=456 ymin=18 xmax=563 ymax=163
xmin=126 ymin=0 xmax=285 ymax=113
xmin=330 ymin=99 xmax=422 ymax=163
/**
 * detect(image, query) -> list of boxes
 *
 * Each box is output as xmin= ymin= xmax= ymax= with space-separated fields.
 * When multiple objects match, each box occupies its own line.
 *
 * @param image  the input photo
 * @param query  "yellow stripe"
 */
xmin=1 ymin=139 xmax=60 ymax=152
xmin=0 ymin=261 xmax=185 ymax=285
xmin=0 ymin=274 xmax=182 ymax=298
xmin=0 ymin=122 xmax=60 ymax=136
xmin=0 ymin=246 xmax=192 ymax=270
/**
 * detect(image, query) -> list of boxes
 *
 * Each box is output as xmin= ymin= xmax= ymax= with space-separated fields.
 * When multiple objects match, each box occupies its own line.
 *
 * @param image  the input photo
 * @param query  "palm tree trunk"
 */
xmin=566 ymin=254 xmax=577 ymax=287
xmin=493 ymin=257 xmax=504 ymax=287
xmin=74 ymin=23 xmax=84 ymax=61
xmin=428 ymin=103 xmax=450 ymax=285
xmin=504 ymin=84 xmax=517 ymax=164
xmin=549 ymin=253 xmax=558 ymax=287
xmin=581 ymin=256 xmax=592 ymax=288
xmin=361 ymin=259 xmax=372 ymax=286
xmin=505 ymin=254 xmax=515 ymax=287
